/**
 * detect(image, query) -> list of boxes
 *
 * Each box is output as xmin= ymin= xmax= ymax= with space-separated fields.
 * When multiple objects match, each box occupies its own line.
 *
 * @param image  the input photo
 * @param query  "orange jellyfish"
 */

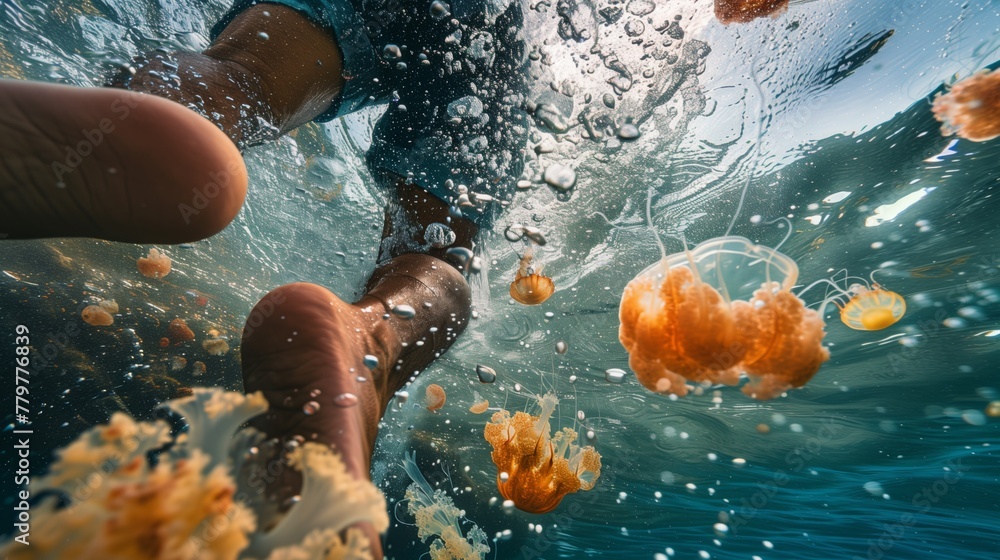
xmin=469 ymin=393 xmax=490 ymax=414
xmin=484 ymin=392 xmax=601 ymax=514
xmin=192 ymin=361 xmax=207 ymax=377
xmin=81 ymin=305 xmax=114 ymax=326
xmin=168 ymin=318 xmax=195 ymax=344
xmin=618 ymin=236 xmax=830 ymax=400
xmin=714 ymin=0 xmax=789 ymax=25
xmin=425 ymin=384 xmax=446 ymax=412
xmin=509 ymin=250 xmax=555 ymax=305
xmin=137 ymin=248 xmax=172 ymax=278
xmin=932 ymin=69 xmax=1000 ymax=142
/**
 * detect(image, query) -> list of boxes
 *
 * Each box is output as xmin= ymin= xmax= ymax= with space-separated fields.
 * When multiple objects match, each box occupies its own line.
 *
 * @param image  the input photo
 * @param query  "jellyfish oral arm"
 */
xmin=532 ymin=393 xmax=559 ymax=435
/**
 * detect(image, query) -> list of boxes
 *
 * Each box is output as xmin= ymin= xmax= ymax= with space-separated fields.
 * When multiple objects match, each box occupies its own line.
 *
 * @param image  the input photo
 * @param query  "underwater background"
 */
xmin=1 ymin=0 xmax=998 ymax=558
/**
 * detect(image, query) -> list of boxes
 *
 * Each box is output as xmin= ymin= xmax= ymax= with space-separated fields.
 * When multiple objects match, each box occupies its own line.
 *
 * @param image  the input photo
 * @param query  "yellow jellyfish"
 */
xmin=839 ymin=285 xmax=906 ymax=331
xmin=932 ymin=69 xmax=1000 ymax=142
xmin=509 ymin=250 xmax=555 ymax=305
xmin=799 ymin=272 xmax=906 ymax=331
xmin=484 ymin=392 xmax=601 ymax=514
xmin=425 ymin=384 xmax=446 ymax=412
xmin=714 ymin=0 xmax=789 ymax=25
xmin=618 ymin=235 xmax=830 ymax=400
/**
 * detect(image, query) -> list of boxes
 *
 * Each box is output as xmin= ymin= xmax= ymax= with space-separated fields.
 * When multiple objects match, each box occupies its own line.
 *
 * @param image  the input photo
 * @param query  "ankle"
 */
xmin=361 ymin=254 xmax=472 ymax=403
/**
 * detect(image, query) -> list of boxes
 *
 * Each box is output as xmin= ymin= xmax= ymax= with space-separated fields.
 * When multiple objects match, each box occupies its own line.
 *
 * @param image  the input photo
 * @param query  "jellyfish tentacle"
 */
xmin=767 ymin=216 xmax=793 ymax=253
xmin=750 ymin=217 xmax=793 ymax=287
xmin=795 ymin=278 xmax=853 ymax=319
xmin=725 ymin=58 xmax=768 ymax=237
xmin=645 ymin=184 xmax=668 ymax=262
xmin=679 ymin=232 xmax=703 ymax=286
xmin=869 ymin=267 xmax=886 ymax=288
xmin=394 ymin=499 xmax=417 ymax=526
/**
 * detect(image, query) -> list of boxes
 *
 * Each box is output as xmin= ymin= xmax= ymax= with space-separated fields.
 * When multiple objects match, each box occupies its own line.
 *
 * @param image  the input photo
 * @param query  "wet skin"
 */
xmin=0 ymin=5 xmax=475 ymax=557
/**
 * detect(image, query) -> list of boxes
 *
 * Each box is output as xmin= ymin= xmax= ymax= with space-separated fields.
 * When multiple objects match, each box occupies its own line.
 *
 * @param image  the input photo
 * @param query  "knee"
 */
xmin=117 ymin=93 xmax=248 ymax=242
xmin=242 ymin=283 xmax=332 ymax=344
xmin=152 ymin=97 xmax=248 ymax=241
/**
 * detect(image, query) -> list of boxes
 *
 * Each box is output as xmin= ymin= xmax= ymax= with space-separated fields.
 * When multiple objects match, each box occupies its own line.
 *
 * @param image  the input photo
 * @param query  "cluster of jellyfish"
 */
xmin=1 ymin=2 xmax=965 ymax=560
xmin=617 ymin=187 xmax=906 ymax=400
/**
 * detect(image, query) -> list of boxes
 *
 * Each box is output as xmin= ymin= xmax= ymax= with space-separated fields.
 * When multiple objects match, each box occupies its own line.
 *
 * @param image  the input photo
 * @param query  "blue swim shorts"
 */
xmin=212 ymin=0 xmax=529 ymax=223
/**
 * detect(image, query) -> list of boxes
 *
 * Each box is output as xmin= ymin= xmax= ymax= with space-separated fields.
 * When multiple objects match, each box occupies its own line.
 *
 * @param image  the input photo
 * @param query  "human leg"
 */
xmin=239 ymin=188 xmax=475 ymax=557
xmin=0 ymin=4 xmax=342 ymax=243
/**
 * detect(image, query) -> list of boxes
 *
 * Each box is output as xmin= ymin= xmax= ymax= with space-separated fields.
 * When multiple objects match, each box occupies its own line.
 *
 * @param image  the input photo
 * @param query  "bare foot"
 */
xmin=239 ymin=254 xmax=472 ymax=557
xmin=0 ymin=80 xmax=246 ymax=242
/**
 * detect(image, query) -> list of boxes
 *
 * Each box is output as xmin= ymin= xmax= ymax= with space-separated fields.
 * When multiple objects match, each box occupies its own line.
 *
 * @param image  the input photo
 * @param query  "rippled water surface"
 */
xmin=1 ymin=0 xmax=999 ymax=558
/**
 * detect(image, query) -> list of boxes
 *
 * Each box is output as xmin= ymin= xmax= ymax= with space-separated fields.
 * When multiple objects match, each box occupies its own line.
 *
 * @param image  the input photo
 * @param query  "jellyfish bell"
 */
xmin=840 ymin=286 xmax=905 ymax=331
xmin=932 ymin=68 xmax=1000 ymax=142
xmin=425 ymin=383 xmax=446 ymax=412
xmin=714 ymin=0 xmax=790 ymax=25
xmin=618 ymin=235 xmax=830 ymax=400
xmin=484 ymin=391 xmax=601 ymax=514
xmin=509 ymin=250 xmax=555 ymax=305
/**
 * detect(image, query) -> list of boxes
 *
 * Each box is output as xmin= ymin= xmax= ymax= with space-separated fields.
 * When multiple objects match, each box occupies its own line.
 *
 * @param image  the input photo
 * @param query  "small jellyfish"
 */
xmin=932 ymin=69 xmax=1000 ymax=142
xmin=484 ymin=392 xmax=602 ymax=514
xmin=137 ymin=248 xmax=171 ymax=278
xmin=402 ymin=451 xmax=490 ymax=559
xmin=469 ymin=393 xmax=490 ymax=414
xmin=714 ymin=0 xmax=789 ymax=25
xmin=426 ymin=383 xmax=446 ymax=411
xmin=170 ymin=356 xmax=188 ymax=371
xmin=799 ymin=272 xmax=906 ymax=331
xmin=619 ymin=236 xmax=829 ymax=400
xmin=986 ymin=401 xmax=1000 ymax=417
xmin=192 ymin=361 xmax=206 ymax=377
xmin=168 ymin=318 xmax=195 ymax=344
xmin=202 ymin=338 xmax=230 ymax=356
xmin=98 ymin=300 xmax=119 ymax=314
xmin=510 ymin=251 xmax=555 ymax=305
xmin=837 ymin=284 xmax=906 ymax=331
xmin=81 ymin=305 xmax=114 ymax=326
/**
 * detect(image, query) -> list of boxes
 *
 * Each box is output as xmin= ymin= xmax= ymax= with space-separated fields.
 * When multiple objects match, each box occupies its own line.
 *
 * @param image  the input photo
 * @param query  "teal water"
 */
xmin=1 ymin=0 xmax=999 ymax=559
